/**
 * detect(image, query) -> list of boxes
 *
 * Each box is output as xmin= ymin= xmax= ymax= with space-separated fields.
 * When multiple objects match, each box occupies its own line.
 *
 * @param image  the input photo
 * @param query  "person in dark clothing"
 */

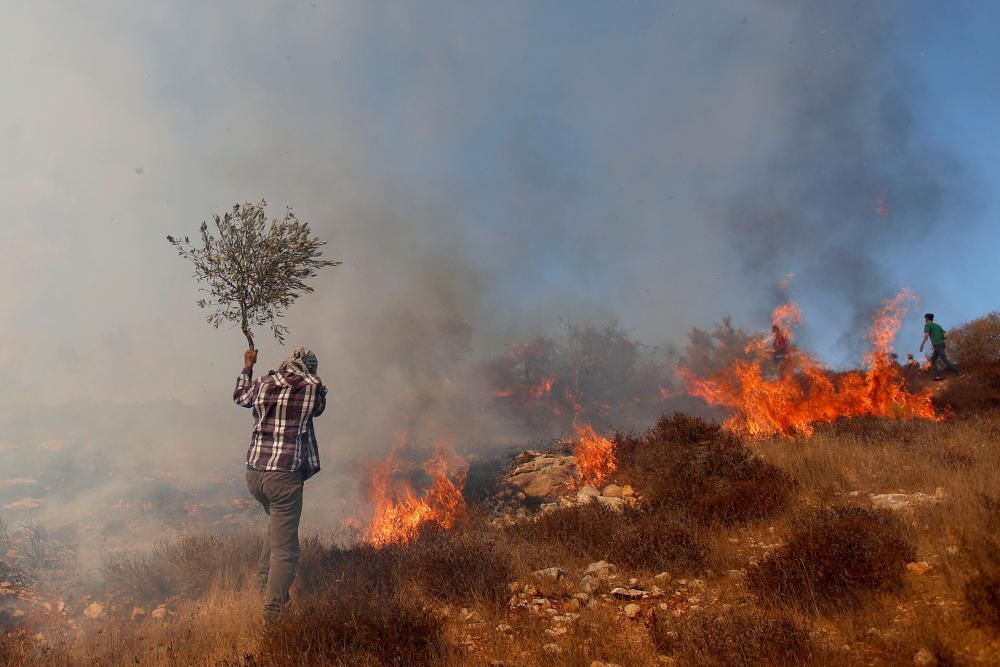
xmin=920 ymin=313 xmax=960 ymax=380
xmin=772 ymin=324 xmax=789 ymax=369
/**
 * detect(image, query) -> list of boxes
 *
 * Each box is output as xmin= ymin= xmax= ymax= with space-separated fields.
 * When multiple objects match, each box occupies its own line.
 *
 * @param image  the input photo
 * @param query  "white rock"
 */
xmin=623 ymin=603 xmax=642 ymax=619
xmin=585 ymin=560 xmax=617 ymax=579
xmin=610 ymin=587 xmax=645 ymax=600
xmin=83 ymin=602 xmax=105 ymax=619
xmin=532 ymin=567 xmax=567 ymax=582
xmin=576 ymin=485 xmax=601 ymax=503
xmin=579 ymin=575 xmax=600 ymax=593
xmin=602 ymin=484 xmax=623 ymax=498
xmin=870 ymin=491 xmax=943 ymax=512
xmin=596 ymin=496 xmax=625 ymax=510
xmin=543 ymin=643 xmax=562 ymax=655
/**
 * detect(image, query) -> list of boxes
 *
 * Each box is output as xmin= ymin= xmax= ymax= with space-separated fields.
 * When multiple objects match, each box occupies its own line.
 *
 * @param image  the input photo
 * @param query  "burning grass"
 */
xmin=363 ymin=445 xmax=468 ymax=547
xmin=748 ymin=506 xmax=915 ymax=613
xmin=681 ymin=290 xmax=940 ymax=437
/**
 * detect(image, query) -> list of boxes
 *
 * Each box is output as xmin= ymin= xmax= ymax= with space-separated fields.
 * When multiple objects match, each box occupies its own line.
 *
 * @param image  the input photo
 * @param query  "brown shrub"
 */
xmin=623 ymin=413 xmax=796 ymax=524
xmin=748 ymin=506 xmax=915 ymax=612
xmin=961 ymin=493 xmax=1000 ymax=630
xmin=947 ymin=312 xmax=1000 ymax=369
xmin=295 ymin=527 xmax=513 ymax=606
xmin=512 ymin=501 xmax=705 ymax=572
xmin=405 ymin=528 xmax=515 ymax=604
xmin=652 ymin=605 xmax=812 ymax=666
xmin=103 ymin=533 xmax=259 ymax=603
xmin=965 ymin=572 xmax=1000 ymax=630
xmin=256 ymin=590 xmax=447 ymax=667
xmin=936 ymin=370 xmax=1000 ymax=412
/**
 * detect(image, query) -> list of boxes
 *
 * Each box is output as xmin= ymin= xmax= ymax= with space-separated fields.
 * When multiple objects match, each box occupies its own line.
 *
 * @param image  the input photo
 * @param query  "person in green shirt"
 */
xmin=919 ymin=313 xmax=960 ymax=380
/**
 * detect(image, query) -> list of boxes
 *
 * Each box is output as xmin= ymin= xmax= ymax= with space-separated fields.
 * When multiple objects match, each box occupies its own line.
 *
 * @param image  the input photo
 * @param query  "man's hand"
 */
xmin=244 ymin=349 xmax=258 ymax=368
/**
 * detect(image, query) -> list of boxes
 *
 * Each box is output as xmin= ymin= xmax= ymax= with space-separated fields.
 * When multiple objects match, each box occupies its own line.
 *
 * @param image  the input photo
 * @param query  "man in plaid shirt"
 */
xmin=235 ymin=346 xmax=327 ymax=622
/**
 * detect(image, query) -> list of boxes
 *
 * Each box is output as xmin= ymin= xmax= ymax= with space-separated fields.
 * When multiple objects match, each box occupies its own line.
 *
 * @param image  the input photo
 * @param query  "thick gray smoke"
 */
xmin=715 ymin=4 xmax=974 ymax=352
xmin=0 ymin=2 xmax=974 ymax=542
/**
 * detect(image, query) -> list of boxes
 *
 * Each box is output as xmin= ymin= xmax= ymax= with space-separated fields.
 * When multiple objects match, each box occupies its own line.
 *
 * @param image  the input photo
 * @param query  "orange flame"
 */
xmin=365 ymin=445 xmax=468 ymax=547
xmin=571 ymin=423 xmax=617 ymax=488
xmin=681 ymin=289 xmax=939 ymax=438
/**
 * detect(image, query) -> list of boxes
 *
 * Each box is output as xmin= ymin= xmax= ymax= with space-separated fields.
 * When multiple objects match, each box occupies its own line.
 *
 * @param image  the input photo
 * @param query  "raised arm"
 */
xmin=234 ymin=349 xmax=260 ymax=408
xmin=313 ymin=383 xmax=328 ymax=417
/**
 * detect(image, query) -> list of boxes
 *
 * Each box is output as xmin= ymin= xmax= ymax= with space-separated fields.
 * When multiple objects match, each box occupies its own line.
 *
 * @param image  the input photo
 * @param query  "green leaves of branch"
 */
xmin=168 ymin=200 xmax=340 ymax=346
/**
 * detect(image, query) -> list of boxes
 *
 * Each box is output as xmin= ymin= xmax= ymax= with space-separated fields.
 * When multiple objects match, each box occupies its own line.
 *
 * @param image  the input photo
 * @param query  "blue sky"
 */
xmin=895 ymin=2 xmax=1000 ymax=319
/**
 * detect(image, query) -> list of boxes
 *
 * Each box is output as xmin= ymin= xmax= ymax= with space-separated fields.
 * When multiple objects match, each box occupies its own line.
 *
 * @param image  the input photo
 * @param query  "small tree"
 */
xmin=167 ymin=200 xmax=340 ymax=349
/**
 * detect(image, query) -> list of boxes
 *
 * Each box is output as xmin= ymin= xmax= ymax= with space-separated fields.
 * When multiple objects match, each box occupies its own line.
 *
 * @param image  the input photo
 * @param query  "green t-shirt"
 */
xmin=924 ymin=322 xmax=946 ymax=346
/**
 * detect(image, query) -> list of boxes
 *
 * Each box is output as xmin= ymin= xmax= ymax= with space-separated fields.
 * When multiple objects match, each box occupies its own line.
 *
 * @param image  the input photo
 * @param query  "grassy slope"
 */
xmin=4 ymin=410 xmax=1000 ymax=666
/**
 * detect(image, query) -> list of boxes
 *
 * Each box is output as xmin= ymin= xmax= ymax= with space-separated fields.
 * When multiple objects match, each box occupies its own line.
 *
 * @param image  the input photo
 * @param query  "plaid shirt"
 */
xmin=234 ymin=366 xmax=327 ymax=479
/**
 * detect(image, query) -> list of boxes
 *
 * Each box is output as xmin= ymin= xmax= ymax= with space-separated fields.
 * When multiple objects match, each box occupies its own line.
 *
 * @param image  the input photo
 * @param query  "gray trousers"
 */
xmin=246 ymin=470 xmax=304 ymax=619
xmin=931 ymin=343 xmax=960 ymax=376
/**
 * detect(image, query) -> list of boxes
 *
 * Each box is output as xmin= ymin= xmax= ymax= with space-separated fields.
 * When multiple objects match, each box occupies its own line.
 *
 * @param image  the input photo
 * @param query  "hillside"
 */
xmin=3 ymin=390 xmax=1000 ymax=665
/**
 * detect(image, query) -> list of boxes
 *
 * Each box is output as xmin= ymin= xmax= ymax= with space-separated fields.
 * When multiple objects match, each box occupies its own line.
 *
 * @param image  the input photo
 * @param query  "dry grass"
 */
xmin=103 ymin=533 xmax=260 ymax=604
xmin=652 ymin=605 xmax=814 ymax=666
xmin=8 ymin=410 xmax=1000 ymax=665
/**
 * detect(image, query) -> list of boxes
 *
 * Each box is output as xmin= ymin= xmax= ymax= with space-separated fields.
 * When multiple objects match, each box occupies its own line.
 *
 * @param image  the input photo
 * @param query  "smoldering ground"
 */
xmin=0 ymin=2 xmax=977 ymax=558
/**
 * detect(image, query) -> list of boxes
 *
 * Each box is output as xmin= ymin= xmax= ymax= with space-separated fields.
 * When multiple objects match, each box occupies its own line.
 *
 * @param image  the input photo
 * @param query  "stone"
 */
xmin=83 ymin=602 xmax=105 ymax=619
xmin=870 ymin=491 xmax=943 ymax=512
xmin=506 ymin=454 xmax=578 ymax=499
xmin=596 ymin=496 xmax=625 ymax=510
xmin=610 ymin=587 xmax=644 ymax=600
xmin=532 ymin=567 xmax=567 ymax=582
xmin=578 ymin=577 xmax=602 ymax=596
xmin=906 ymin=561 xmax=933 ymax=575
xmin=621 ymin=485 xmax=636 ymax=498
xmin=602 ymin=484 xmax=623 ymax=498
xmin=726 ymin=569 xmax=746 ymax=582
xmin=654 ymin=572 xmax=671 ymax=582
xmin=585 ymin=560 xmax=617 ymax=579
xmin=515 ymin=451 xmax=540 ymax=464
xmin=912 ymin=647 xmax=938 ymax=667
xmin=151 ymin=605 xmax=168 ymax=620
xmin=523 ymin=583 xmax=539 ymax=596
xmin=623 ymin=603 xmax=642 ymax=619
xmin=564 ymin=598 xmax=582 ymax=612
xmin=542 ymin=643 xmax=562 ymax=655
xmin=131 ymin=607 xmax=147 ymax=621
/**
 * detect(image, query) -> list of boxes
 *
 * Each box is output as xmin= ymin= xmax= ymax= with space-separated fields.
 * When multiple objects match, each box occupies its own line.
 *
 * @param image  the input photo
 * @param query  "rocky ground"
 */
xmin=4 ymin=410 xmax=1000 ymax=665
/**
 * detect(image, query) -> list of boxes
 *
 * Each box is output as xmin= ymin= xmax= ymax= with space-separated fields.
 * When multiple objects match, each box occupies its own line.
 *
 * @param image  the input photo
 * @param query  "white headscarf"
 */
xmin=279 ymin=346 xmax=319 ymax=375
